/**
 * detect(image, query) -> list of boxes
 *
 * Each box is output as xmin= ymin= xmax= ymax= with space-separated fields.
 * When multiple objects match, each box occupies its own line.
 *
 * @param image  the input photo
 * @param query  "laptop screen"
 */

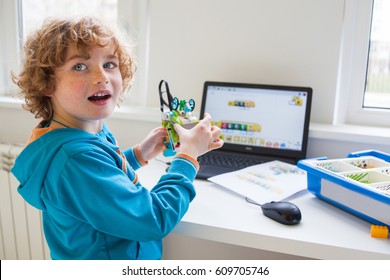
xmin=200 ymin=81 xmax=312 ymax=161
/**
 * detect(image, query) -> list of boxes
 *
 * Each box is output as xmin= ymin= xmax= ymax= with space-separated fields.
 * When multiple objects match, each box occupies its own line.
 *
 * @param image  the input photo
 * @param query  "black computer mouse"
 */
xmin=261 ymin=201 xmax=302 ymax=225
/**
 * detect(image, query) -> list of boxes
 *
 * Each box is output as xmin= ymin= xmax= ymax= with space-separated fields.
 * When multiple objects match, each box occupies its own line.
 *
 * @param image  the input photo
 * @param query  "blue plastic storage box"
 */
xmin=297 ymin=150 xmax=390 ymax=227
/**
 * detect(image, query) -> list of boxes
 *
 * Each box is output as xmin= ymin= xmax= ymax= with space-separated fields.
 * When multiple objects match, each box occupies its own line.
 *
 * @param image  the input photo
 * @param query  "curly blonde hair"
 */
xmin=12 ymin=16 xmax=136 ymax=121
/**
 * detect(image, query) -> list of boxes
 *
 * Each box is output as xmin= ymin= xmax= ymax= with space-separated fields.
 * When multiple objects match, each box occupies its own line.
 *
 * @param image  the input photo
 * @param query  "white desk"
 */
xmin=138 ymin=159 xmax=390 ymax=260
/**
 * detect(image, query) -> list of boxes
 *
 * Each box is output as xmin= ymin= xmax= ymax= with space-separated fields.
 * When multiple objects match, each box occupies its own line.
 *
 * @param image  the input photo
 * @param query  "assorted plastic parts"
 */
xmin=298 ymin=150 xmax=390 ymax=227
xmin=158 ymin=80 xmax=199 ymax=157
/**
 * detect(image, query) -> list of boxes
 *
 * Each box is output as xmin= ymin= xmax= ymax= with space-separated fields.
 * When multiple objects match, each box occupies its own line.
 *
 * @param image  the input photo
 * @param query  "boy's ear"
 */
xmin=44 ymin=90 xmax=53 ymax=97
xmin=44 ymin=80 xmax=56 ymax=97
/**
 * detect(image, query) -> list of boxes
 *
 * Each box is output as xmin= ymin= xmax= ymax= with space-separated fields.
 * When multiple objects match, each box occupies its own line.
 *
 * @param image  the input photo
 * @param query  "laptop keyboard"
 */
xmin=198 ymin=153 xmax=265 ymax=169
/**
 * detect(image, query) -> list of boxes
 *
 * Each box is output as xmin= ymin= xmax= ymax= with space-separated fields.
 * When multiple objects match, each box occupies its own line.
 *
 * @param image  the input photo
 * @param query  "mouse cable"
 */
xmin=245 ymin=197 xmax=263 ymax=207
xmin=153 ymin=157 xmax=171 ymax=172
xmin=245 ymin=189 xmax=308 ymax=208
xmin=154 ymin=157 xmax=171 ymax=164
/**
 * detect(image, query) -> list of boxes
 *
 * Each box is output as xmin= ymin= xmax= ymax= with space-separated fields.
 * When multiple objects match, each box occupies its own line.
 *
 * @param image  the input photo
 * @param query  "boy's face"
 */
xmin=49 ymin=41 xmax=123 ymax=132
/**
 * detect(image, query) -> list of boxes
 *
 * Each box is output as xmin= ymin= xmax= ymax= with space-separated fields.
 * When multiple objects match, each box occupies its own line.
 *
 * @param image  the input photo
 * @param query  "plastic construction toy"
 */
xmin=370 ymin=225 xmax=389 ymax=239
xmin=159 ymin=80 xmax=198 ymax=157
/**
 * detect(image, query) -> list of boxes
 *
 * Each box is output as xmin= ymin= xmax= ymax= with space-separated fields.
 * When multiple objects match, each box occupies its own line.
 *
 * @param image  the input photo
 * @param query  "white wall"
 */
xmin=142 ymin=0 xmax=344 ymax=125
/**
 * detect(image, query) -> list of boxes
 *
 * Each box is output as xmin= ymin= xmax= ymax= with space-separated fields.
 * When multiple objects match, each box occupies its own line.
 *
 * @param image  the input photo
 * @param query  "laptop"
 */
xmin=196 ymin=81 xmax=312 ymax=179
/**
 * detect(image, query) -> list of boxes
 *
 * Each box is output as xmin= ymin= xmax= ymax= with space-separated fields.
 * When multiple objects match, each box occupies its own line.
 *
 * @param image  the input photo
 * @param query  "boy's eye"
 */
xmin=103 ymin=62 xmax=117 ymax=69
xmin=73 ymin=64 xmax=87 ymax=71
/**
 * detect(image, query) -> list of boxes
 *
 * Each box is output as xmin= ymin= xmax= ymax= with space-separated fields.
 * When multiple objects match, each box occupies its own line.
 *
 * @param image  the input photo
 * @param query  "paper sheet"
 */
xmin=207 ymin=160 xmax=307 ymax=204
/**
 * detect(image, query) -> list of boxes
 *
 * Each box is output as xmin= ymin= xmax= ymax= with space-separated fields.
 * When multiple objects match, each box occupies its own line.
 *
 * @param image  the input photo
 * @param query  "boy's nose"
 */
xmin=93 ymin=68 xmax=109 ymax=84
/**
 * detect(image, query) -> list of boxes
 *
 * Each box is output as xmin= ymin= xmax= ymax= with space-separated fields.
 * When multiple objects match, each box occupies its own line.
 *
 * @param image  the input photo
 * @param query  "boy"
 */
xmin=11 ymin=16 xmax=223 ymax=259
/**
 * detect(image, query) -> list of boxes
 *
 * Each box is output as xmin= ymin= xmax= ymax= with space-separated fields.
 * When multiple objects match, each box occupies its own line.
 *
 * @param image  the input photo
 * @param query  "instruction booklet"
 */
xmin=207 ymin=160 xmax=307 ymax=204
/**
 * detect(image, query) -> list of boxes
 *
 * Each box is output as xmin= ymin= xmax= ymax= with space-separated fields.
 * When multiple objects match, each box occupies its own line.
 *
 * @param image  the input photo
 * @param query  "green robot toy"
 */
xmin=159 ymin=80 xmax=198 ymax=156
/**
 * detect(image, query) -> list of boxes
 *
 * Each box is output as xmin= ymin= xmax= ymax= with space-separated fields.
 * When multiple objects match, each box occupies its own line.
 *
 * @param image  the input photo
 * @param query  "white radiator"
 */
xmin=0 ymin=143 xmax=50 ymax=260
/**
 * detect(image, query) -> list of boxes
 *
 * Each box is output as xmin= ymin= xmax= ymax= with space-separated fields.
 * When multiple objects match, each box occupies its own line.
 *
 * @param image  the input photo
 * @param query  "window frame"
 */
xmin=0 ymin=0 xmax=21 ymax=95
xmin=336 ymin=0 xmax=390 ymax=128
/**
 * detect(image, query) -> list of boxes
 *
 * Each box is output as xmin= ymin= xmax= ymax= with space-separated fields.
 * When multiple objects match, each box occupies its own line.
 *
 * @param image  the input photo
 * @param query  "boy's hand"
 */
xmin=139 ymin=127 xmax=168 ymax=161
xmin=173 ymin=113 xmax=223 ymax=159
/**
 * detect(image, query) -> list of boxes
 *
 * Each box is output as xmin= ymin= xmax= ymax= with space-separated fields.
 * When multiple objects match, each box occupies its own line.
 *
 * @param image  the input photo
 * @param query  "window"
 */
xmin=0 ymin=0 xmax=120 ymax=97
xmin=0 ymin=0 xmax=19 ymax=96
xmin=338 ymin=0 xmax=390 ymax=127
xmin=21 ymin=0 xmax=118 ymax=41
xmin=0 ymin=0 xmax=146 ymax=106
xmin=364 ymin=0 xmax=390 ymax=109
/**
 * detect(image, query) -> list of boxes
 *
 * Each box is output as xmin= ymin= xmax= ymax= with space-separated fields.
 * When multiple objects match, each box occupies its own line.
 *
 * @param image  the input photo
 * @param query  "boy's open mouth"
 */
xmin=88 ymin=92 xmax=112 ymax=102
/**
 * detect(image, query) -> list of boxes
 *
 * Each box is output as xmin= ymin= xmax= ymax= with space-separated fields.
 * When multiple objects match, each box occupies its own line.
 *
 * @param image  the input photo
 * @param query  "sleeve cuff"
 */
xmin=175 ymin=153 xmax=200 ymax=170
xmin=133 ymin=144 xmax=148 ymax=166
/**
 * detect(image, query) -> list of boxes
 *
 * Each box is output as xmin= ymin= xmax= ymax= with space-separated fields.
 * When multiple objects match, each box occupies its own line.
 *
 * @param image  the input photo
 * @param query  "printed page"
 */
xmin=208 ymin=160 xmax=307 ymax=204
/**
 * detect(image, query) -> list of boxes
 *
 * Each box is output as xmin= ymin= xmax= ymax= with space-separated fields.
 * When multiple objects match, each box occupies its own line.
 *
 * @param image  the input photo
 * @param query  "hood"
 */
xmin=11 ymin=127 xmax=100 ymax=211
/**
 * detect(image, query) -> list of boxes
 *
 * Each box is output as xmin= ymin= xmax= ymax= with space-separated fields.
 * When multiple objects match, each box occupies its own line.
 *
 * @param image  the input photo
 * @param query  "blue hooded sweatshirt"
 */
xmin=11 ymin=123 xmax=197 ymax=260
